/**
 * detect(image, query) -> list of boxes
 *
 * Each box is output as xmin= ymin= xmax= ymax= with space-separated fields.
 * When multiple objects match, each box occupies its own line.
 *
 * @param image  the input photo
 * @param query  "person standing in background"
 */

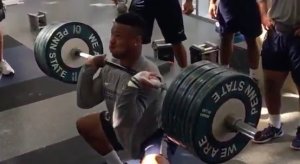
xmin=208 ymin=0 xmax=262 ymax=81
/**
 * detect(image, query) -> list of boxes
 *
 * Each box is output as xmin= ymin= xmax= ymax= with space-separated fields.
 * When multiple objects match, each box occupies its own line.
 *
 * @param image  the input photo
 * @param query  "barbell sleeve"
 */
xmin=225 ymin=116 xmax=258 ymax=139
xmin=78 ymin=52 xmax=93 ymax=59
xmin=75 ymin=50 xmax=138 ymax=76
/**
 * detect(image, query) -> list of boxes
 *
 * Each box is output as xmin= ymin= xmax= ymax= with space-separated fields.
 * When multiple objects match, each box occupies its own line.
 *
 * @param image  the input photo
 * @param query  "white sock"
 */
xmin=103 ymin=150 xmax=123 ymax=164
xmin=249 ymin=68 xmax=258 ymax=79
xmin=269 ymin=114 xmax=281 ymax=128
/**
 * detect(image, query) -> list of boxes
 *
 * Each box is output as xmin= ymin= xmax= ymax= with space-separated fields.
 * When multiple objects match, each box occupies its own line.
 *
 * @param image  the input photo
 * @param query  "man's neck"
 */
xmin=120 ymin=49 xmax=141 ymax=69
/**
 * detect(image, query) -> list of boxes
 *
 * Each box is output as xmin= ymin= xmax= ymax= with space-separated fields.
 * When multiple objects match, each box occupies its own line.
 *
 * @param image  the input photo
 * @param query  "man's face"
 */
xmin=109 ymin=22 xmax=138 ymax=59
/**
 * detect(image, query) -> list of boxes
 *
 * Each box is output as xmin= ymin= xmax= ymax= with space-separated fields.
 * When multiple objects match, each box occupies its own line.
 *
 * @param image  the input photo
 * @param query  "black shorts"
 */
xmin=261 ymin=29 xmax=300 ymax=85
xmin=100 ymin=111 xmax=124 ymax=151
xmin=217 ymin=0 xmax=262 ymax=38
xmin=100 ymin=112 xmax=177 ymax=160
xmin=129 ymin=0 xmax=186 ymax=44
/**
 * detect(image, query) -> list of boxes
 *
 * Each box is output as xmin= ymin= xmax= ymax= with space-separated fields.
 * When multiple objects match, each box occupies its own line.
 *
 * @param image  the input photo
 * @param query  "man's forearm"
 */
xmin=210 ymin=0 xmax=217 ymax=4
xmin=257 ymin=0 xmax=268 ymax=17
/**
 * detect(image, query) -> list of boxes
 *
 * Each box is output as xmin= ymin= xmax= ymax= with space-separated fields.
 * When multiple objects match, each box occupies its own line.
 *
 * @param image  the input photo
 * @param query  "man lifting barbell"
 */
xmin=75 ymin=13 xmax=177 ymax=164
xmin=33 ymin=12 xmax=263 ymax=164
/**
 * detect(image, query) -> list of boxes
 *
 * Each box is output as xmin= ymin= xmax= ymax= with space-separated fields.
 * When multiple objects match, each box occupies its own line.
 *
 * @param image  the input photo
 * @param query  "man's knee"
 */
xmin=264 ymin=78 xmax=278 ymax=94
xmin=76 ymin=113 xmax=101 ymax=136
xmin=141 ymin=154 xmax=170 ymax=164
xmin=245 ymin=37 xmax=259 ymax=50
xmin=263 ymin=70 xmax=288 ymax=93
xmin=171 ymin=42 xmax=184 ymax=51
xmin=76 ymin=117 xmax=87 ymax=135
xmin=220 ymin=33 xmax=234 ymax=45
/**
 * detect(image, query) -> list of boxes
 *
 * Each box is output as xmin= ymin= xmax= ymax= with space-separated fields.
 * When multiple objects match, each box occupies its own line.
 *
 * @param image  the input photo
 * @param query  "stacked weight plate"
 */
xmin=162 ymin=60 xmax=262 ymax=163
xmin=178 ymin=66 xmax=228 ymax=145
xmin=162 ymin=61 xmax=228 ymax=149
xmin=161 ymin=61 xmax=199 ymax=134
xmin=34 ymin=22 xmax=104 ymax=84
xmin=34 ymin=23 xmax=62 ymax=77
xmin=161 ymin=60 xmax=213 ymax=138
xmin=191 ymin=69 xmax=261 ymax=163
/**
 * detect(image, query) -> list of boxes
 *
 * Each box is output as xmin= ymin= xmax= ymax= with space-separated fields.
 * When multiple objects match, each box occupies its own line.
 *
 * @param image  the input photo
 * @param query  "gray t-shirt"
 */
xmin=268 ymin=0 xmax=300 ymax=27
xmin=77 ymin=56 xmax=165 ymax=158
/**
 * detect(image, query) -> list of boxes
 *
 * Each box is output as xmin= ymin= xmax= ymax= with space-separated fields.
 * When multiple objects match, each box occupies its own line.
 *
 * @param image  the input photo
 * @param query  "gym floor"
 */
xmin=0 ymin=0 xmax=299 ymax=163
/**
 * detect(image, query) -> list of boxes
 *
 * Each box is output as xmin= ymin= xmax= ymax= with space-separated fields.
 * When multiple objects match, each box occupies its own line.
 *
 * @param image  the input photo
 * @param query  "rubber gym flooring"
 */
xmin=0 ymin=0 xmax=300 ymax=163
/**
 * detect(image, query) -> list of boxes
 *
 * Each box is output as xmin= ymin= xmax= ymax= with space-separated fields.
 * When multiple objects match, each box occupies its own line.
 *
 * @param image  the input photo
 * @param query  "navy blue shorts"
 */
xmin=217 ymin=0 xmax=262 ymax=38
xmin=139 ymin=129 xmax=177 ymax=162
xmin=129 ymin=0 xmax=186 ymax=44
xmin=261 ymin=29 xmax=300 ymax=85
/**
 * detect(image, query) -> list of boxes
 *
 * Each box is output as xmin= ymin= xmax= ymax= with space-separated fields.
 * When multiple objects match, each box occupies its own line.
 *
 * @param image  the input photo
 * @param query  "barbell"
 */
xmin=33 ymin=22 xmax=262 ymax=163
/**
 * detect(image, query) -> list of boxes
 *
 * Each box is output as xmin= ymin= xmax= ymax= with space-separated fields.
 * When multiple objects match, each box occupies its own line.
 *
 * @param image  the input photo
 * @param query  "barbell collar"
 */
xmin=225 ymin=116 xmax=257 ymax=139
xmin=78 ymin=52 xmax=92 ymax=59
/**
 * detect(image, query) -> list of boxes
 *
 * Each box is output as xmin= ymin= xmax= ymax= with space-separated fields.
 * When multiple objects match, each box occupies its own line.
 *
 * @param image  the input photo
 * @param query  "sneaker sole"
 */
xmin=252 ymin=132 xmax=284 ymax=144
xmin=290 ymin=143 xmax=300 ymax=150
xmin=2 ymin=72 xmax=15 ymax=76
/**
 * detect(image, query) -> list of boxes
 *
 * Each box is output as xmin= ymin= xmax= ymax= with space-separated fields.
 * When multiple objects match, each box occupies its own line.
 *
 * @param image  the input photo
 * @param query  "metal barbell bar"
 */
xmin=225 ymin=116 xmax=258 ymax=139
xmin=74 ymin=50 xmax=138 ymax=76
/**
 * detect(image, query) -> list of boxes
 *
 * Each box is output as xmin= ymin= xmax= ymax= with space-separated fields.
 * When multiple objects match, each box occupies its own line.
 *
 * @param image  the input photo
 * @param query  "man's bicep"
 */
xmin=92 ymin=74 xmax=106 ymax=101
xmin=77 ymin=67 xmax=105 ymax=108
